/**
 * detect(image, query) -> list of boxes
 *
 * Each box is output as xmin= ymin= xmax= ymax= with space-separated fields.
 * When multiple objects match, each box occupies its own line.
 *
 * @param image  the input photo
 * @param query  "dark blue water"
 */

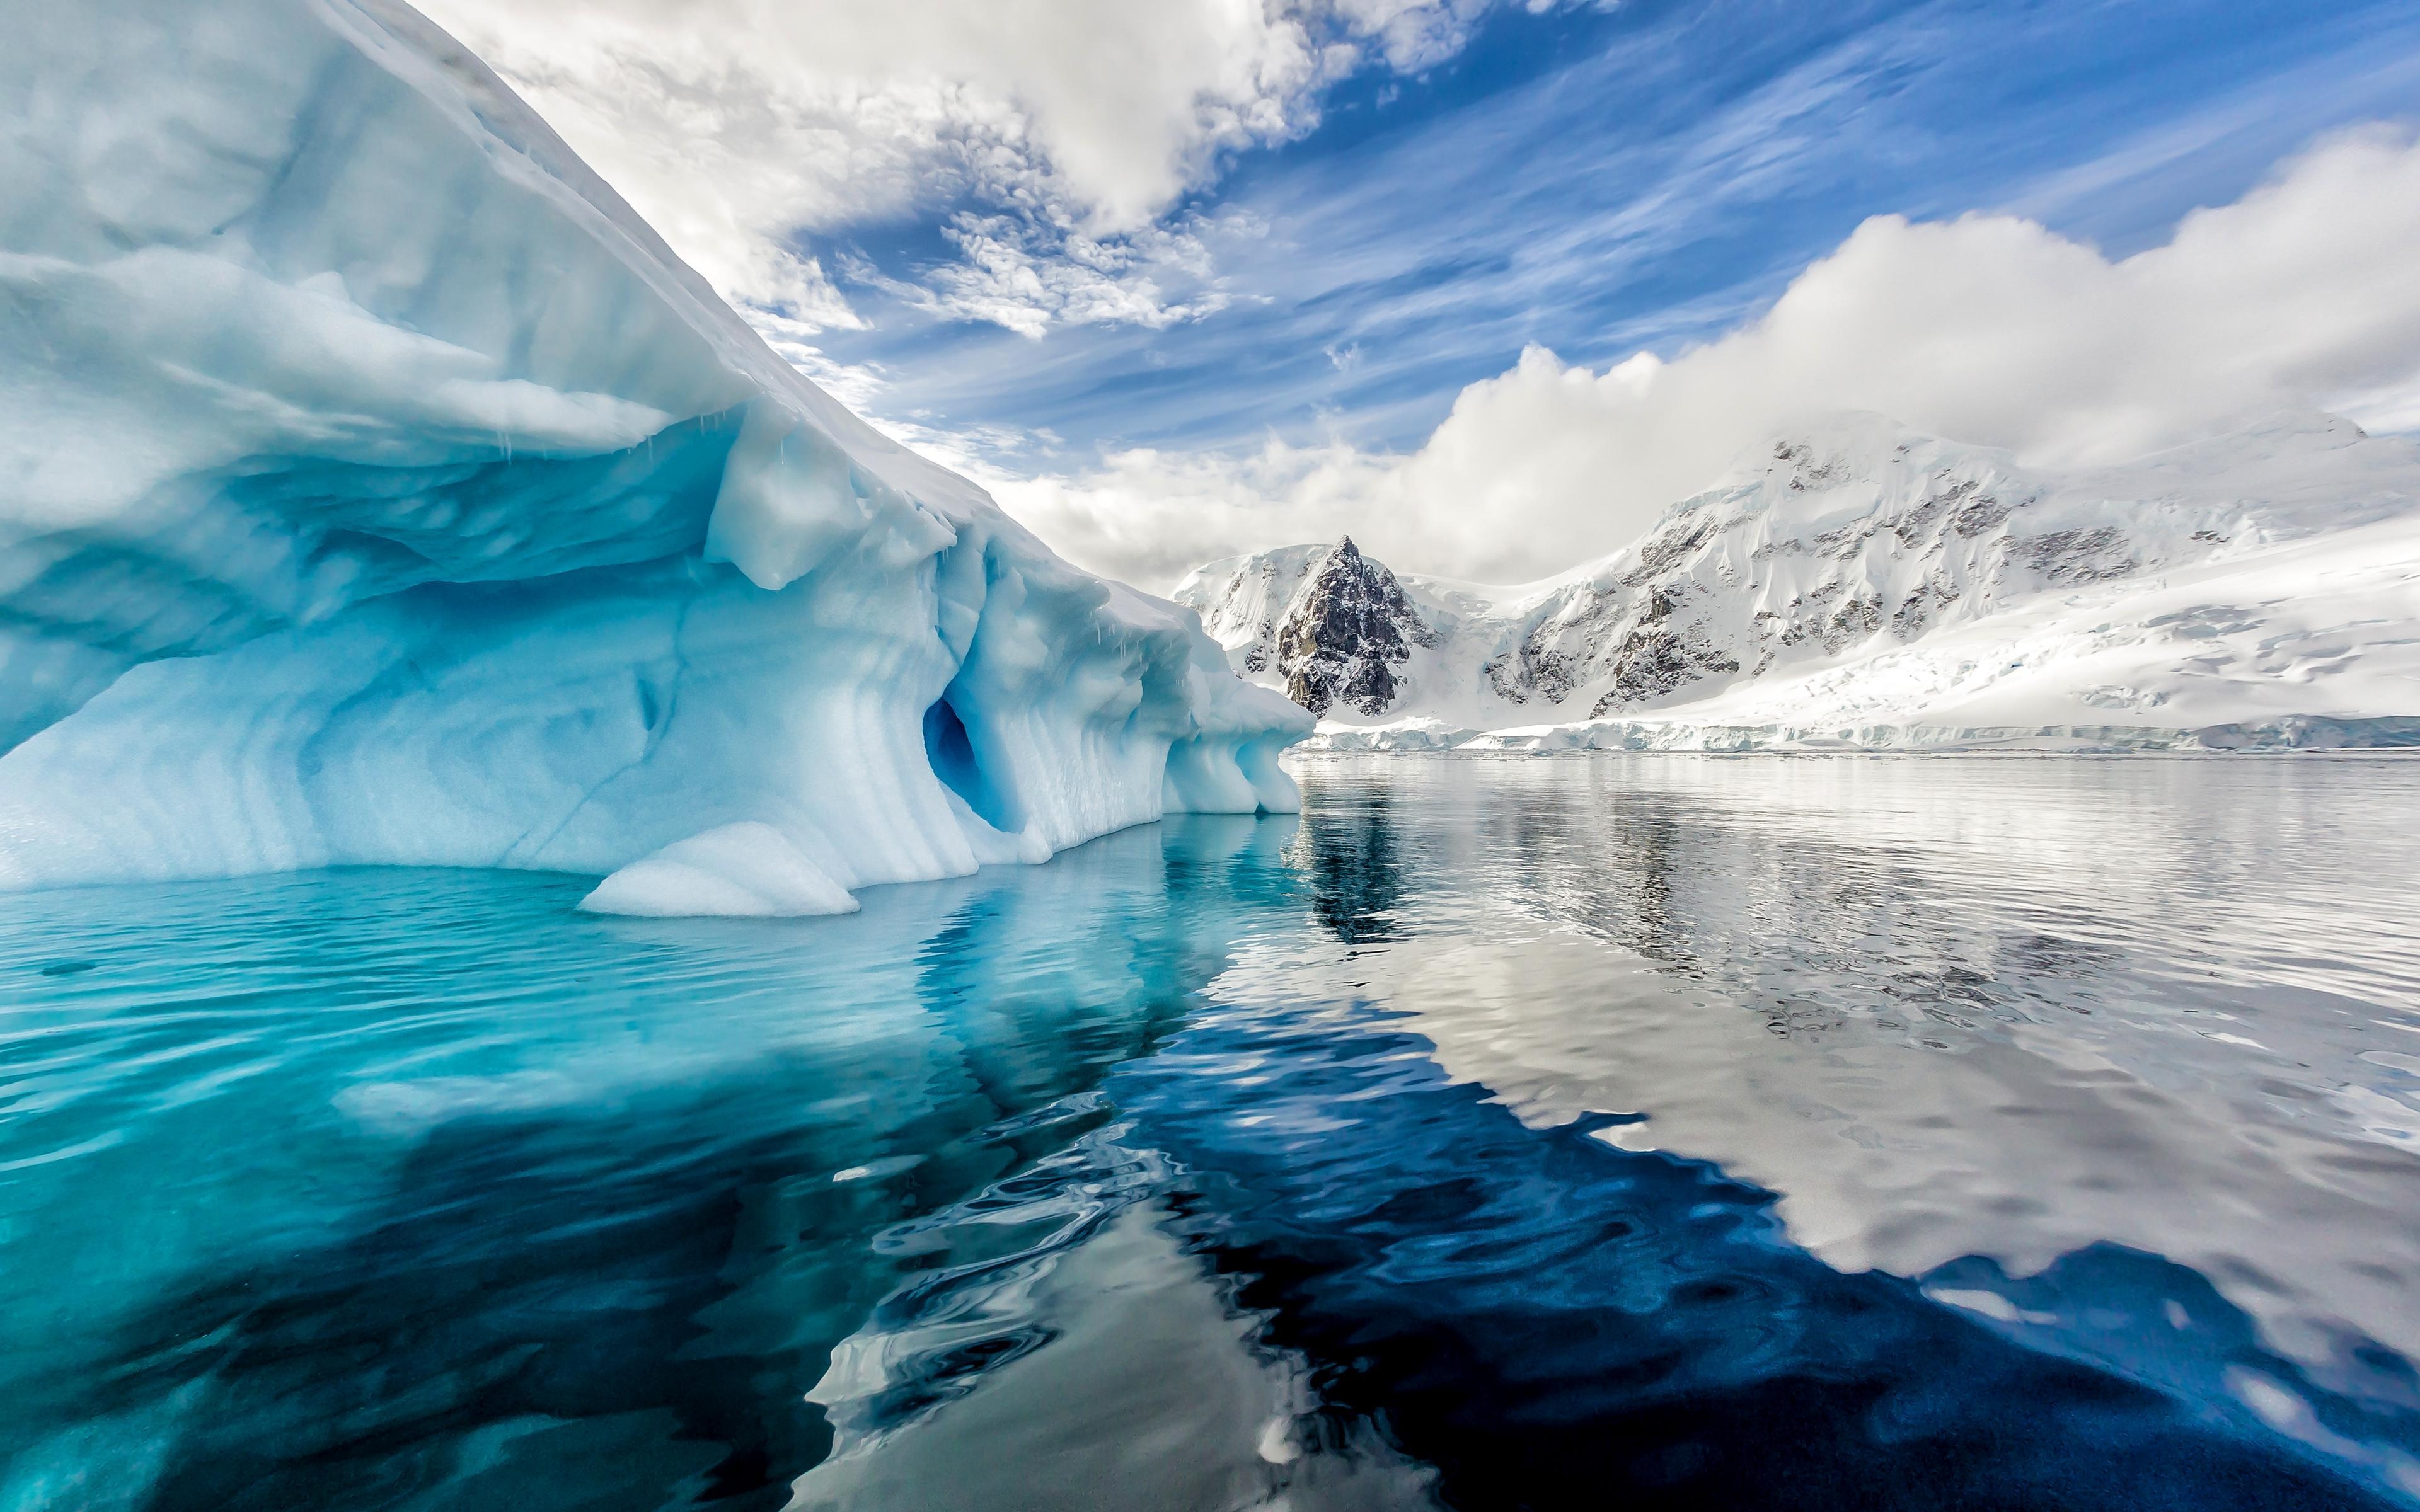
xmin=5 ymin=756 xmax=2419 ymax=1510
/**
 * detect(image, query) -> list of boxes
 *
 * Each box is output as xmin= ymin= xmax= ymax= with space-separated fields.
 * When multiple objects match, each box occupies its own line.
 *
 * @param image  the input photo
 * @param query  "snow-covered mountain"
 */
xmin=0 ymin=0 xmax=1306 ymax=914
xmin=1174 ymin=411 xmax=2420 ymax=751
xmin=1194 ymin=537 xmax=1441 ymax=715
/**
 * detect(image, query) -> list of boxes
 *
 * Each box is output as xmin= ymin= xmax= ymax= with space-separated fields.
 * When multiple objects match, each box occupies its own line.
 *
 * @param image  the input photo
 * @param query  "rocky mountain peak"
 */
xmin=1271 ymin=536 xmax=1441 ymax=716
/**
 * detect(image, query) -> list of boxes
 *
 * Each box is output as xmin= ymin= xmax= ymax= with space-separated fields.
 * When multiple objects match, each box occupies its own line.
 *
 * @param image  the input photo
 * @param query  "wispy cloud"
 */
xmin=911 ymin=209 xmax=1243 ymax=337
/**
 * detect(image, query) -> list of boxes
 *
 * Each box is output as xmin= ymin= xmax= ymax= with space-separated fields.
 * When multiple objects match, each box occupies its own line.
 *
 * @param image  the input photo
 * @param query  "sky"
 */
xmin=419 ymin=0 xmax=2420 ymax=588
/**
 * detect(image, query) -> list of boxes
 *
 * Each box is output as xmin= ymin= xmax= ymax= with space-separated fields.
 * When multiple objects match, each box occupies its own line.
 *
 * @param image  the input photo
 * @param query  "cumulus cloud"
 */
xmin=415 ymin=0 xmax=1553 ymax=337
xmin=995 ymin=127 xmax=2420 ymax=589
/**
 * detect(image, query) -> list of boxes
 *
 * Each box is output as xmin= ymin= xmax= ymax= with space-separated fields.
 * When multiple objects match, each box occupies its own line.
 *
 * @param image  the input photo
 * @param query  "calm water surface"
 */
xmin=4 ymin=756 xmax=2420 ymax=1510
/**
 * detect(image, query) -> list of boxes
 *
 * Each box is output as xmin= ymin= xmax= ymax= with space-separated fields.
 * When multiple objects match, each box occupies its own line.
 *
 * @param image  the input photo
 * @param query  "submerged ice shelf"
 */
xmin=0 ymin=0 xmax=1306 ymax=914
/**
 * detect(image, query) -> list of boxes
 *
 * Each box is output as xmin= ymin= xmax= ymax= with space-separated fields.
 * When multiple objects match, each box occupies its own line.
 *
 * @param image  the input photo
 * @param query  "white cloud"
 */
xmin=415 ymin=0 xmax=1556 ymax=337
xmin=997 ymin=127 xmax=2420 ymax=589
xmin=911 ymin=209 xmax=1243 ymax=337
xmin=1333 ymin=0 xmax=1543 ymax=70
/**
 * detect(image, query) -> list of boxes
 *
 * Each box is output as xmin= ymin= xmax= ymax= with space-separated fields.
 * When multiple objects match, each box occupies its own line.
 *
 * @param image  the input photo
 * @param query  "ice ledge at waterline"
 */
xmin=0 ymin=0 xmax=1307 ymax=915
xmin=1340 ymin=714 xmax=2420 ymax=755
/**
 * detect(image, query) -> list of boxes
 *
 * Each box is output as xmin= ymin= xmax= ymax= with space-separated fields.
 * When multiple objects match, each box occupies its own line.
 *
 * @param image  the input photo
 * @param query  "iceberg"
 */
xmin=0 ymin=0 xmax=1306 ymax=914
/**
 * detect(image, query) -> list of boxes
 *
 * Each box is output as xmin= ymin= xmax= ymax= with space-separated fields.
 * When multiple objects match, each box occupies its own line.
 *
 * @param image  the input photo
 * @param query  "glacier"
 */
xmin=1177 ymin=411 xmax=2420 ymax=753
xmin=0 ymin=0 xmax=1307 ymax=914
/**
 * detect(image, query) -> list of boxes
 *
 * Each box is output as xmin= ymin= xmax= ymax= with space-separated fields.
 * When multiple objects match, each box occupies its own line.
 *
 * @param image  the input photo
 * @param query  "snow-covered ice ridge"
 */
xmin=1175 ymin=411 xmax=2420 ymax=753
xmin=0 ymin=0 xmax=1307 ymax=915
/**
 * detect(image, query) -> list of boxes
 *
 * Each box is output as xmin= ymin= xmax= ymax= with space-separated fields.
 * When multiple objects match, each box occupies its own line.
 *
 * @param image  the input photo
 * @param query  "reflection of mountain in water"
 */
xmin=1293 ymin=784 xmax=1412 ymax=945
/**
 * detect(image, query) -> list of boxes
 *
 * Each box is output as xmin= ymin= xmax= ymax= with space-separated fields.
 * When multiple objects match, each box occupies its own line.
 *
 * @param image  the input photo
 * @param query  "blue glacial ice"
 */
xmin=0 ymin=0 xmax=1308 ymax=914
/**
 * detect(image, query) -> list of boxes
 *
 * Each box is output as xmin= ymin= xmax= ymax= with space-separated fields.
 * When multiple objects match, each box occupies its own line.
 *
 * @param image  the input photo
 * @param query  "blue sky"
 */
xmin=439 ymin=0 xmax=2420 ymax=582
xmin=800 ymin=0 xmax=2420 ymax=467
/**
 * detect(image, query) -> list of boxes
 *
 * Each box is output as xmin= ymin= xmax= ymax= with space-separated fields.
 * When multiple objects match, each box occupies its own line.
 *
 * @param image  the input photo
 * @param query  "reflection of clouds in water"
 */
xmin=797 ymin=1138 xmax=1436 ymax=1512
xmin=1108 ymin=972 xmax=2420 ymax=1510
xmin=2338 ymin=1084 xmax=2420 ymax=1147
xmin=1287 ymin=755 xmax=2420 ymax=1431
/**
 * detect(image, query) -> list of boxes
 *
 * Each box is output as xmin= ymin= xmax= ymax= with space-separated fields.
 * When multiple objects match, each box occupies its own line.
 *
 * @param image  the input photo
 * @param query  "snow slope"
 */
xmin=1175 ymin=412 xmax=2420 ymax=752
xmin=0 ymin=0 xmax=1306 ymax=913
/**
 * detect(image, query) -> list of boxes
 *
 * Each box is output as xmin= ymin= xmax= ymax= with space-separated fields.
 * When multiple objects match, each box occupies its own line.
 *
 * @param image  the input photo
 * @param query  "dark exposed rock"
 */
xmin=1892 ymin=477 xmax=1978 ymax=546
xmin=1272 ymin=537 xmax=1439 ymax=716
xmin=1588 ymin=626 xmax=1741 ymax=717
xmin=1777 ymin=582 xmax=1846 ymax=648
xmin=1772 ymin=440 xmax=1850 ymax=492
xmin=1620 ymin=519 xmax=1717 ymax=585
xmin=2012 ymin=527 xmax=2136 ymax=584
xmin=1822 ymin=595 xmax=1884 ymax=651
xmin=1950 ymin=494 xmax=2018 ymax=537
xmin=1892 ymin=577 xmax=1961 ymax=639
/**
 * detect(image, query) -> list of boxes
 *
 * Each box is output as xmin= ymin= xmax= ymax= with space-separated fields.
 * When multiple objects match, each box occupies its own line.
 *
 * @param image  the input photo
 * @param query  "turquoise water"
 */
xmin=4 ymin=756 xmax=2420 ymax=1509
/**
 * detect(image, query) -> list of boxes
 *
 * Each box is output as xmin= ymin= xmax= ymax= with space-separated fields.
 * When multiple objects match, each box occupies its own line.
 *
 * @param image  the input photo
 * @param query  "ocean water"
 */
xmin=4 ymin=755 xmax=2419 ymax=1511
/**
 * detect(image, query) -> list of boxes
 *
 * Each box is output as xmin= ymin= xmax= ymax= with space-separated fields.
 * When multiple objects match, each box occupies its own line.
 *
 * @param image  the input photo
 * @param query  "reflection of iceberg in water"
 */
xmin=0 ymin=818 xmax=1307 ymax=1511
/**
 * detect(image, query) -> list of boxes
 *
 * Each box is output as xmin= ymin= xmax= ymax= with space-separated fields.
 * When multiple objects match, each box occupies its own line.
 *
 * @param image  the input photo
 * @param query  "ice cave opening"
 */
xmin=923 ymin=690 xmax=1020 ymax=836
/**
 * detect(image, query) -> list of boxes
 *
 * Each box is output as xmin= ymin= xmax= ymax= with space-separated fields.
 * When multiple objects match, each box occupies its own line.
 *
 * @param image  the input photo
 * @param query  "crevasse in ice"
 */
xmin=0 ymin=0 xmax=1308 ymax=915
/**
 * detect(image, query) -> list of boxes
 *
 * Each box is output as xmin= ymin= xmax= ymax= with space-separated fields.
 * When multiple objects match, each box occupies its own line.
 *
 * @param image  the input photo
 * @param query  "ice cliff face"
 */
xmin=1178 ymin=412 xmax=2420 ymax=751
xmin=0 ymin=0 xmax=1307 ymax=913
